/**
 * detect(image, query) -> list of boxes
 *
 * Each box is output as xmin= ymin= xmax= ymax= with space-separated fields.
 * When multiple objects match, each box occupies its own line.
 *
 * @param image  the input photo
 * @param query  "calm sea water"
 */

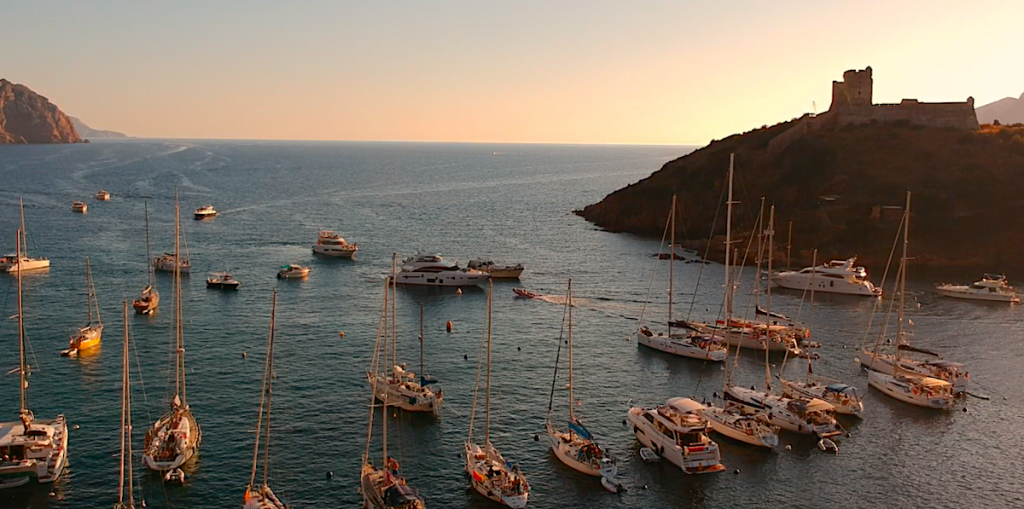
xmin=0 ymin=140 xmax=1022 ymax=509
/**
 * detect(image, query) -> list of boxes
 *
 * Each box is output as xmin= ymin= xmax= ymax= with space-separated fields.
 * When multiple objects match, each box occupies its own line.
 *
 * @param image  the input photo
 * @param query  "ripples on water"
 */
xmin=0 ymin=140 xmax=1022 ymax=508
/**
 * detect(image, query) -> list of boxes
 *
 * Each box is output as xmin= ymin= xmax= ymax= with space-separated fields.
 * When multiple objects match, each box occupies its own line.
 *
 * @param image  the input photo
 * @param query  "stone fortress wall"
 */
xmin=767 ymin=67 xmax=980 ymax=155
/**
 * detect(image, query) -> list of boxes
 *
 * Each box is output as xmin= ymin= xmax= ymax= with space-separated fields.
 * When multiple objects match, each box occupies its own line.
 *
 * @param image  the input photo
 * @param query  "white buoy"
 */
xmin=457 ymin=288 xmax=462 ymax=295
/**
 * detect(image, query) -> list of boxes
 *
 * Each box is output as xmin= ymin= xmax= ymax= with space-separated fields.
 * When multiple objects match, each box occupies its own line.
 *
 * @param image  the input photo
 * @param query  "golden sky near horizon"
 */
xmin=5 ymin=1 xmax=1023 ymax=144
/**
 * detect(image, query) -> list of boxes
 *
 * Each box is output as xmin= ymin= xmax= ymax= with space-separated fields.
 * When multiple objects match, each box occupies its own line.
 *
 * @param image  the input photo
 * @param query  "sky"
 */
xmin=3 ymin=0 xmax=1023 ymax=144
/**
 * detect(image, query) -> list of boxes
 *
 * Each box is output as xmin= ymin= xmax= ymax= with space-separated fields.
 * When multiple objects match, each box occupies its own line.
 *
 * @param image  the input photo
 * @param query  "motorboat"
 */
xmin=396 ymin=253 xmax=489 ymax=287
xmin=0 ymin=234 xmax=69 ymax=490
xmin=96 ymin=190 xmax=111 ymax=201
xmin=867 ymin=371 xmax=955 ymax=409
xmin=206 ymin=272 xmax=241 ymax=290
xmin=700 ymin=401 xmax=779 ymax=448
xmin=725 ymin=386 xmax=843 ymax=438
xmin=467 ymin=259 xmax=524 ymax=278
xmin=626 ymin=397 xmax=726 ymax=474
xmin=513 ymin=288 xmax=538 ymax=299
xmin=936 ymin=274 xmax=1019 ymax=303
xmin=277 ymin=264 xmax=310 ymax=279
xmin=312 ymin=230 xmax=358 ymax=258
xmin=464 ymin=281 xmax=530 ymax=507
xmin=193 ymin=205 xmax=217 ymax=219
xmin=72 ymin=201 xmax=88 ymax=213
xmin=153 ymin=253 xmax=191 ymax=274
xmin=774 ymin=257 xmax=882 ymax=296
xmin=2 ymin=200 xmax=49 ymax=273
xmin=63 ymin=257 xmax=103 ymax=356
xmin=781 ymin=377 xmax=864 ymax=417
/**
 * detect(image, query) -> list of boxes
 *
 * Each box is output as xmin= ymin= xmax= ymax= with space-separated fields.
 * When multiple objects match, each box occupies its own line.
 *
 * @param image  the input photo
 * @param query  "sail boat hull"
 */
xmin=143 ymin=408 xmax=201 ymax=472
xmin=545 ymin=424 xmax=615 ymax=477
xmin=68 ymin=325 xmax=103 ymax=351
xmin=780 ymin=379 xmax=864 ymax=417
xmin=855 ymin=350 xmax=969 ymax=393
xmin=368 ymin=373 xmax=442 ymax=415
xmin=465 ymin=442 xmax=529 ymax=508
xmin=867 ymin=371 xmax=955 ymax=409
xmin=244 ymin=485 xmax=288 ymax=509
xmin=2 ymin=258 xmax=50 ymax=273
xmin=701 ymin=406 xmax=778 ymax=448
xmin=637 ymin=334 xmax=728 ymax=361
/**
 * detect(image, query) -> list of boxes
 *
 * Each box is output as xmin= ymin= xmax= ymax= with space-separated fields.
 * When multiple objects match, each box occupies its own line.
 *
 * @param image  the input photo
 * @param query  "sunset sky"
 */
xmin=6 ymin=0 xmax=1023 ymax=144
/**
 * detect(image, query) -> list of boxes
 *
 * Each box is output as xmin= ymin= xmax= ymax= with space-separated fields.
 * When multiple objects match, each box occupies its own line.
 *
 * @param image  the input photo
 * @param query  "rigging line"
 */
xmin=364 ymin=278 xmax=389 ymax=463
xmin=545 ymin=281 xmax=572 ymax=425
xmin=635 ymin=204 xmax=672 ymax=334
xmin=685 ymin=179 xmax=728 ymax=322
xmin=861 ymin=210 xmax=905 ymax=351
xmin=466 ymin=310 xmax=488 ymax=444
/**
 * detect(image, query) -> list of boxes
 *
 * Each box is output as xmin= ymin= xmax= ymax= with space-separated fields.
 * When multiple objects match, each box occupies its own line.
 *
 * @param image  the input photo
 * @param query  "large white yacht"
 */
xmin=626 ymin=398 xmax=726 ymax=474
xmin=773 ymin=257 xmax=881 ymax=296
xmin=936 ymin=274 xmax=1019 ymax=303
xmin=396 ymin=253 xmax=489 ymax=287
xmin=312 ymin=230 xmax=357 ymax=258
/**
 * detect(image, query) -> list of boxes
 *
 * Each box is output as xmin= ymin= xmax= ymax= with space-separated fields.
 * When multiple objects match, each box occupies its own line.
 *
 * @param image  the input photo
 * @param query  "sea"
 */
xmin=0 ymin=140 xmax=1021 ymax=509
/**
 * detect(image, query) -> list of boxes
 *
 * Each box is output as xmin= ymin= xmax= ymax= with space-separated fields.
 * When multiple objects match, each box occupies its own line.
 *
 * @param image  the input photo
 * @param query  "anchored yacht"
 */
xmin=396 ymin=253 xmax=489 ymax=287
xmin=725 ymin=386 xmax=843 ymax=437
xmin=193 ymin=205 xmax=217 ymax=219
xmin=312 ymin=230 xmax=357 ymax=258
xmin=467 ymin=259 xmax=523 ymax=278
xmin=774 ymin=257 xmax=881 ymax=296
xmin=936 ymin=274 xmax=1019 ymax=303
xmin=626 ymin=398 xmax=726 ymax=474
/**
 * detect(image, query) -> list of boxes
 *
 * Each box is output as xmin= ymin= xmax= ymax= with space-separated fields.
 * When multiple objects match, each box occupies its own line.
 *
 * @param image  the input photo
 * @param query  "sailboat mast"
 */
xmin=125 ymin=299 xmax=135 ymax=506
xmin=16 ymin=230 xmax=27 ymax=414
xmin=118 ymin=300 xmax=129 ymax=505
xmin=391 ymin=254 xmax=398 ymax=381
xmin=485 ymin=278 xmax=492 ymax=444
xmin=668 ymin=195 xmax=676 ymax=336
xmin=249 ymin=292 xmax=275 ymax=490
xmin=419 ymin=303 xmax=425 ymax=381
xmin=381 ymin=277 xmax=390 ymax=466
xmin=19 ymin=197 xmax=28 ymax=259
xmin=567 ymin=279 xmax=574 ymax=422
xmin=765 ymin=206 xmax=775 ymax=392
xmin=145 ymin=200 xmax=154 ymax=284
xmin=786 ymin=221 xmax=793 ymax=271
xmin=86 ymin=257 xmax=93 ymax=325
xmin=263 ymin=291 xmax=276 ymax=487
xmin=725 ymin=155 xmax=734 ymax=320
xmin=895 ymin=192 xmax=910 ymax=353
xmin=173 ymin=187 xmax=185 ymax=404
xmin=807 ymin=250 xmax=817 ymax=385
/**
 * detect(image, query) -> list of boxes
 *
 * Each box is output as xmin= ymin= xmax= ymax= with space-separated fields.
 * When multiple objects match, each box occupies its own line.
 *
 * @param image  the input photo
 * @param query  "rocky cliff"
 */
xmin=577 ymin=121 xmax=1024 ymax=273
xmin=0 ymin=79 xmax=83 ymax=144
xmin=71 ymin=116 xmax=128 ymax=139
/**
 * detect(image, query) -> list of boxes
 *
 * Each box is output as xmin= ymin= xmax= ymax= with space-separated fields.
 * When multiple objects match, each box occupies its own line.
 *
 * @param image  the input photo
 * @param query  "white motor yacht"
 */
xmin=626 ymin=398 xmax=726 ymax=474
xmin=96 ymin=190 xmax=111 ymax=201
xmin=774 ymin=257 xmax=882 ymax=296
xmin=467 ymin=259 xmax=524 ymax=278
xmin=312 ymin=230 xmax=358 ymax=258
xmin=936 ymin=274 xmax=1019 ymax=303
xmin=193 ymin=205 xmax=217 ymax=219
xmin=277 ymin=264 xmax=310 ymax=279
xmin=396 ymin=253 xmax=489 ymax=287
xmin=725 ymin=386 xmax=843 ymax=438
xmin=72 ymin=201 xmax=88 ymax=213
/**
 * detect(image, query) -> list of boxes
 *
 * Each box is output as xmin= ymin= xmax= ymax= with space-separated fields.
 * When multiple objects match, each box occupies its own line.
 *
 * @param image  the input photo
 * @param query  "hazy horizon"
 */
xmin=7 ymin=0 xmax=1023 ymax=144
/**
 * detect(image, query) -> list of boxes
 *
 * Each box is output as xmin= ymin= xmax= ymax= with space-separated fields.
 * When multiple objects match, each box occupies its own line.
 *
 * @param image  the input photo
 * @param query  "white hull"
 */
xmin=867 ymin=371 xmax=954 ymax=409
xmin=397 ymin=270 xmax=489 ymax=287
xmin=312 ymin=244 xmax=357 ymax=258
xmin=3 ymin=258 xmax=50 ymax=273
xmin=721 ymin=330 xmax=792 ymax=352
xmin=144 ymin=408 xmax=201 ymax=472
xmin=244 ymin=485 xmax=288 ymax=509
xmin=0 ymin=415 xmax=68 ymax=489
xmin=625 ymin=408 xmax=724 ymax=474
xmin=465 ymin=442 xmax=529 ymax=508
xmin=774 ymin=273 xmax=880 ymax=296
xmin=725 ymin=387 xmax=842 ymax=437
xmin=545 ymin=424 xmax=616 ymax=479
xmin=855 ymin=350 xmax=968 ymax=393
xmin=368 ymin=374 xmax=441 ymax=415
xmin=701 ymin=406 xmax=778 ymax=448
xmin=637 ymin=334 xmax=727 ymax=361
xmin=936 ymin=287 xmax=1018 ymax=302
xmin=780 ymin=379 xmax=864 ymax=417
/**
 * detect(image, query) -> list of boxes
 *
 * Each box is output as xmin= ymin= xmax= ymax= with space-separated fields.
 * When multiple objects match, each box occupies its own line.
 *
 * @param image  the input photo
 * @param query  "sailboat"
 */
xmin=699 ymin=156 xmax=780 ymax=449
xmin=1 ymin=198 xmax=50 ymax=273
xmin=0 ymin=230 xmax=68 ymax=489
xmin=144 ymin=189 xmax=202 ymax=475
xmin=545 ymin=280 xmax=618 ymax=487
xmin=154 ymin=198 xmax=192 ymax=274
xmin=361 ymin=274 xmax=426 ymax=509
xmin=465 ymin=280 xmax=530 ymax=508
xmin=243 ymin=291 xmax=289 ymax=509
xmin=779 ymin=251 xmax=865 ymax=417
xmin=861 ymin=192 xmax=956 ymax=409
xmin=63 ymin=257 xmax=104 ymax=356
xmin=636 ymin=195 xmax=728 ymax=361
xmin=115 ymin=300 xmax=139 ymax=509
xmin=133 ymin=201 xmax=160 ymax=315
xmin=366 ymin=255 xmax=442 ymax=415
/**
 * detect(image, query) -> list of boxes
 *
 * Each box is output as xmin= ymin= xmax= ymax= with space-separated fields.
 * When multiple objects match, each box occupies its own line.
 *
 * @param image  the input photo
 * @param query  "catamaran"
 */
xmin=860 ymin=192 xmax=957 ymax=409
xmin=133 ymin=201 xmax=160 ymax=315
xmin=243 ymin=291 xmax=289 ymax=509
xmin=1 ymin=198 xmax=50 ymax=273
xmin=545 ymin=280 xmax=618 ymax=487
xmin=361 ymin=277 xmax=426 ymax=509
xmin=144 ymin=189 xmax=202 ymax=475
xmin=636 ymin=195 xmax=728 ymax=361
xmin=465 ymin=280 xmax=530 ymax=508
xmin=115 ymin=300 xmax=139 ymax=509
xmin=0 ymin=231 xmax=68 ymax=490
xmin=63 ymin=257 xmax=104 ymax=356
xmin=367 ymin=256 xmax=443 ymax=415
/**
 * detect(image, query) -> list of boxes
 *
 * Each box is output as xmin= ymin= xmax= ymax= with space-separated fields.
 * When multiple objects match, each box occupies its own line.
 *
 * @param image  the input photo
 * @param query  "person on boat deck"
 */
xmin=640 ymin=326 xmax=653 ymax=337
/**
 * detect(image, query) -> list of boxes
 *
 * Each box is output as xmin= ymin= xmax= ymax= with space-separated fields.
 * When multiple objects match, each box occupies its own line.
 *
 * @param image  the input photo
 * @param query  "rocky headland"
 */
xmin=0 ymin=79 xmax=83 ymax=144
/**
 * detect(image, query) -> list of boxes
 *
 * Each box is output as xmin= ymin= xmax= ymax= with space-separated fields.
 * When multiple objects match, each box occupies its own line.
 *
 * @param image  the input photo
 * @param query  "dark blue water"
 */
xmin=0 ymin=140 xmax=1021 ymax=509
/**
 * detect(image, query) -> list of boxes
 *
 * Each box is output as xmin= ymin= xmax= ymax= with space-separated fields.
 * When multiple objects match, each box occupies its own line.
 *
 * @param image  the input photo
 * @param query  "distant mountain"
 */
xmin=976 ymin=92 xmax=1024 ymax=125
xmin=71 ymin=116 xmax=128 ymax=138
xmin=0 ymin=79 xmax=83 ymax=144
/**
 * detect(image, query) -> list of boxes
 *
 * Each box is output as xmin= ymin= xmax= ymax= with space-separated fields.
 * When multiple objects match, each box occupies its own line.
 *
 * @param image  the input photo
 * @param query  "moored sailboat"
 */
xmin=545 ymin=280 xmax=618 ymax=487
xmin=144 ymin=189 xmax=202 ymax=475
xmin=133 ymin=201 xmax=160 ymax=315
xmin=0 ymin=230 xmax=68 ymax=490
xmin=465 ymin=280 xmax=530 ymax=508
xmin=243 ymin=291 xmax=289 ymax=509
xmin=1 ymin=198 xmax=50 ymax=274
xmin=63 ymin=256 xmax=104 ymax=356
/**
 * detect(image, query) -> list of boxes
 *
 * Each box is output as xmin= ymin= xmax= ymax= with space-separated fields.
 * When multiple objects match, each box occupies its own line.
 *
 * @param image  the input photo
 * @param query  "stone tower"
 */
xmin=830 ymin=67 xmax=873 ymax=110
